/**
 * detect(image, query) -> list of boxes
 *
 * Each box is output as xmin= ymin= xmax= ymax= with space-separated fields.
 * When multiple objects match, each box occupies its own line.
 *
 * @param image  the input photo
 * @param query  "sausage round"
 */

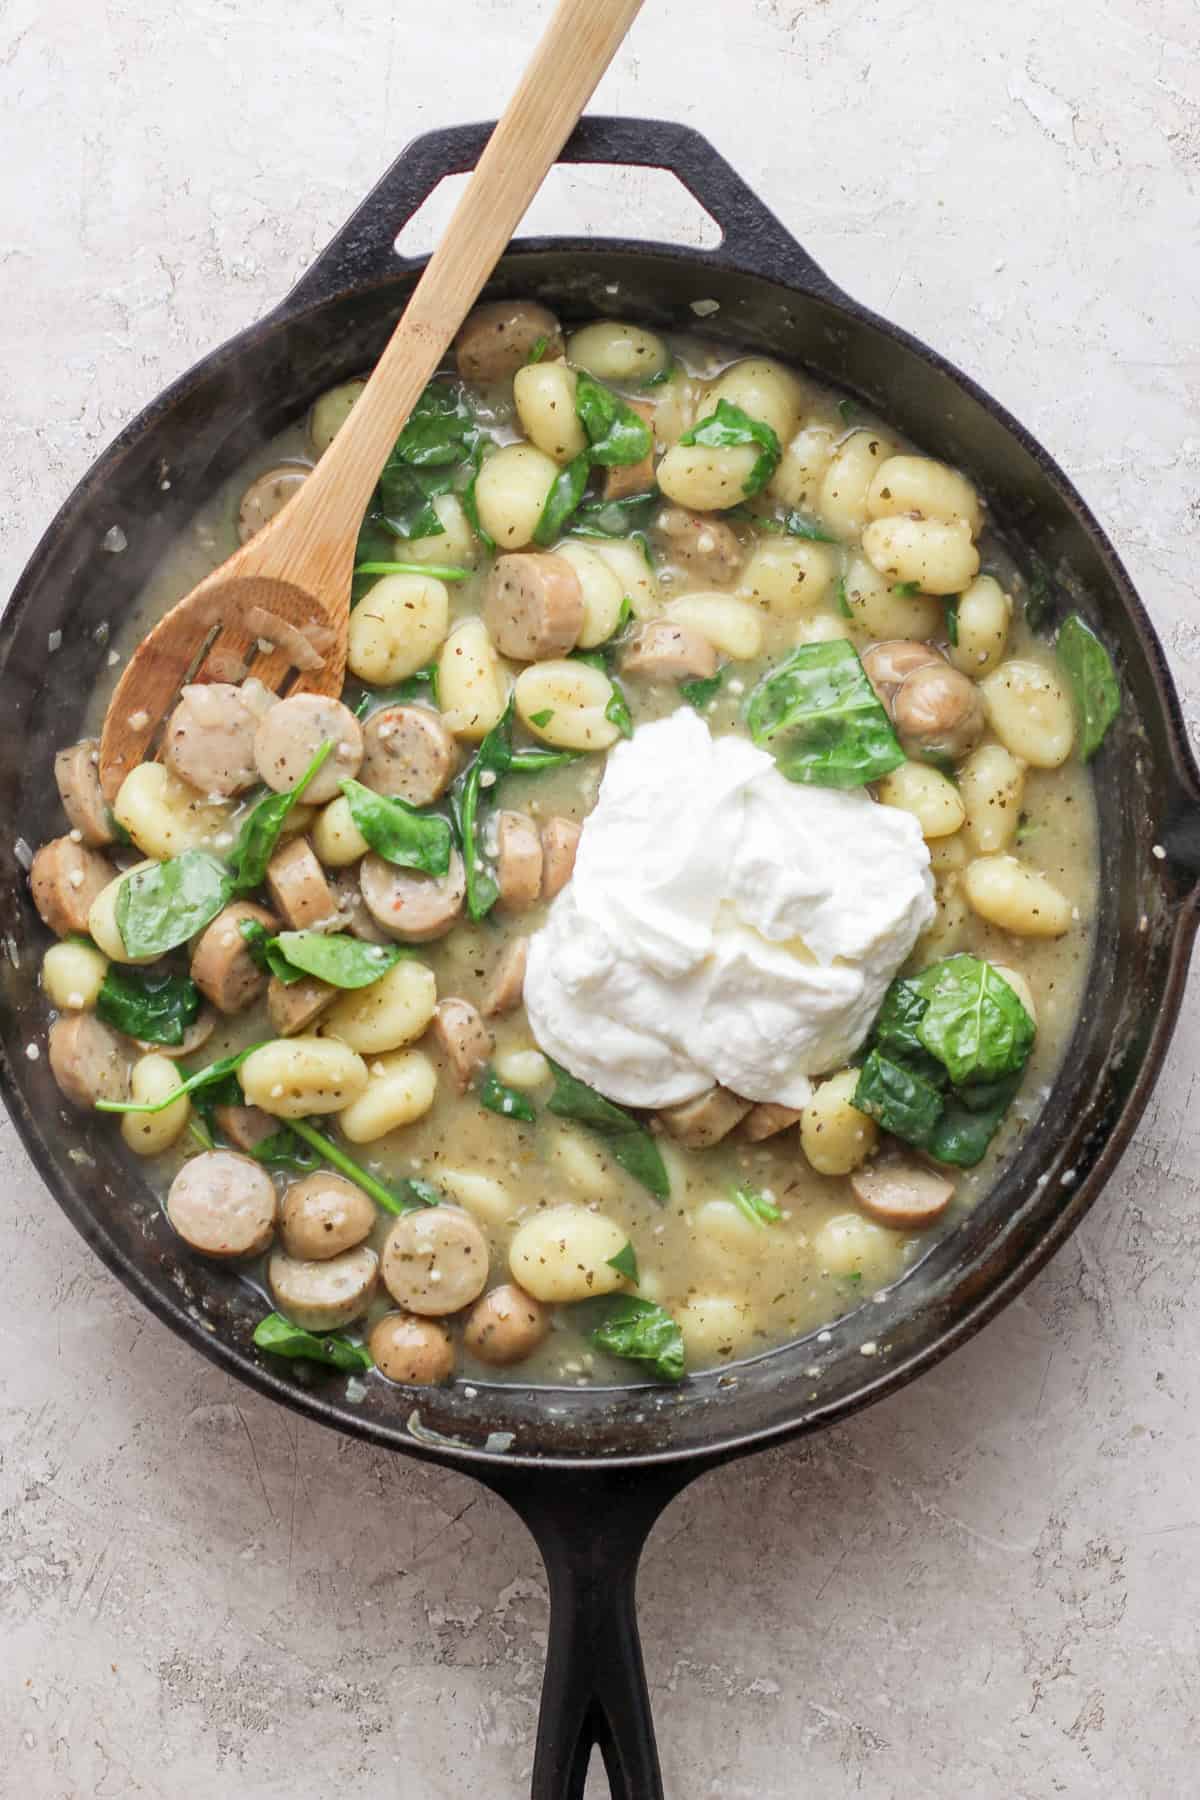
xmin=360 ymin=704 xmax=459 ymax=805
xmin=540 ymin=817 xmax=581 ymax=901
xmin=659 ymin=1086 xmax=752 ymax=1149
xmin=166 ymin=1151 xmax=277 ymax=1258
xmin=163 ymin=682 xmax=260 ymax=797
xmin=892 ymin=663 xmax=985 ymax=762
xmin=482 ymin=938 xmax=527 ymax=1017
xmin=620 ymin=620 xmax=718 ymax=683
xmin=463 ymin=1283 xmax=550 ymax=1366
xmin=237 ymin=464 xmax=309 ymax=544
xmin=267 ymin=972 xmax=337 ymax=1037
xmin=191 ymin=901 xmax=278 ymax=1013
xmin=265 ymin=836 xmax=336 ymax=929
xmin=482 ymin=553 xmax=584 ymax=662
xmin=380 ymin=1206 xmax=490 ymax=1316
xmin=48 ymin=1013 xmax=130 ymax=1108
xmin=496 ymin=810 xmax=543 ymax=910
xmin=54 ymin=739 xmax=114 ymax=845
xmin=280 ymin=1171 xmax=375 ymax=1261
xmin=30 ymin=837 xmax=116 ymax=938
xmin=861 ymin=640 xmax=945 ymax=709
xmin=455 ymin=300 xmax=564 ymax=384
xmin=654 ymin=506 xmax=742 ymax=582
xmin=212 ymin=1102 xmax=277 ymax=1153
xmin=359 ymin=850 xmax=466 ymax=943
xmin=268 ymin=1244 xmax=379 ymax=1331
xmin=850 ymin=1157 xmax=955 ymax=1229
xmin=330 ymin=868 xmax=391 ymax=943
xmin=431 ymin=997 xmax=493 ymax=1094
xmin=369 ymin=1312 xmax=455 ymax=1385
xmin=253 ymin=694 xmax=363 ymax=803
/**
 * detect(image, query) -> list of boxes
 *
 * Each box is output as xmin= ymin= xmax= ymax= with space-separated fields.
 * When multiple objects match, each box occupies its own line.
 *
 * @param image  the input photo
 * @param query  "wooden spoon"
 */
xmin=99 ymin=0 xmax=645 ymax=805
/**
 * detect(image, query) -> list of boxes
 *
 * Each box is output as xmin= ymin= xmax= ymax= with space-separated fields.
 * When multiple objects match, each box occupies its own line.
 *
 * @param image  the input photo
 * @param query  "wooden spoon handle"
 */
xmin=295 ymin=0 xmax=645 ymax=542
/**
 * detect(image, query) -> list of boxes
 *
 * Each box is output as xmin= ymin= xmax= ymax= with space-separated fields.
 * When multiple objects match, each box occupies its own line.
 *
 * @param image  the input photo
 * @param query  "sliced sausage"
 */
xmin=850 ymin=1157 xmax=955 ymax=1230
xmin=166 ymin=1150 xmax=277 ymax=1258
xmin=253 ymin=694 xmax=363 ymax=803
xmin=48 ymin=1013 xmax=130 ymax=1108
xmin=483 ymin=938 xmax=527 ymax=1017
xmin=190 ymin=901 xmax=278 ymax=1014
xmin=455 ymin=300 xmax=564 ymax=384
xmin=496 ymin=810 xmax=543 ymax=910
xmin=602 ymin=399 xmax=656 ymax=503
xmin=620 ymin=620 xmax=718 ymax=684
xmin=360 ymin=850 xmax=466 ymax=943
xmin=659 ymin=1086 xmax=751 ymax=1149
xmin=212 ymin=1102 xmax=278 ymax=1153
xmin=162 ymin=682 xmax=260 ymax=797
xmin=483 ymin=553 xmax=584 ymax=662
xmin=431 ymin=997 xmax=493 ymax=1094
xmin=238 ymin=464 xmax=309 ymax=544
xmin=893 ymin=662 xmax=985 ymax=762
xmin=369 ymin=1312 xmax=455 ymax=1385
xmin=360 ymin=705 xmax=459 ymax=805
xmin=54 ymin=739 xmax=114 ymax=846
xmin=30 ymin=837 xmax=116 ymax=938
xmin=742 ymin=1102 xmax=803 ymax=1143
xmin=380 ymin=1206 xmax=490 ymax=1316
xmin=136 ymin=1006 xmax=216 ymax=1062
xmin=540 ymin=816 xmax=580 ymax=900
xmin=266 ymin=836 xmax=336 ymax=929
xmin=268 ymin=1244 xmax=379 ymax=1331
xmin=654 ymin=505 xmax=742 ymax=582
xmin=861 ymin=640 xmax=944 ymax=709
xmin=464 ymin=1283 xmax=550 ymax=1366
xmin=280 ymin=1172 xmax=375 ymax=1261
xmin=331 ymin=868 xmax=390 ymax=943
xmin=268 ymin=972 xmax=337 ymax=1037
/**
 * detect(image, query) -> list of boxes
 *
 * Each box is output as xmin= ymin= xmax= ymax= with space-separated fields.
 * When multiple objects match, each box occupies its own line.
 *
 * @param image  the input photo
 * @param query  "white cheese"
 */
xmin=524 ymin=710 xmax=935 ymax=1108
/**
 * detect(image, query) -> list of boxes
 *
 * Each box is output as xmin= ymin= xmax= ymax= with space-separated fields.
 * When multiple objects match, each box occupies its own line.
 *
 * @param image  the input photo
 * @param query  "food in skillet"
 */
xmin=27 ymin=302 xmax=1120 ymax=1389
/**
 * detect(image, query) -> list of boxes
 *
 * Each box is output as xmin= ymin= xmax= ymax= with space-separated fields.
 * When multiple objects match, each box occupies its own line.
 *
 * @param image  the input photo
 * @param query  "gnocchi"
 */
xmin=513 ymin=361 xmax=587 ymax=463
xmin=241 ymin=1036 xmax=370 ymax=1117
xmin=980 ymin=659 xmax=1075 ymax=767
xmin=337 ymin=1047 xmax=438 ymax=1143
xmin=121 ymin=1055 xmax=191 ymax=1157
xmin=508 ymin=1203 xmax=628 ymax=1303
xmin=347 ymin=572 xmax=450 ymax=685
xmin=473 ymin=443 xmax=559 ymax=549
xmin=962 ymin=854 xmax=1074 ymax=937
xmin=321 ymin=960 xmax=437 ymax=1055
xmin=437 ymin=616 xmax=509 ymax=742
xmin=514 ymin=658 xmax=622 ymax=750
xmin=566 ymin=320 xmax=669 ymax=384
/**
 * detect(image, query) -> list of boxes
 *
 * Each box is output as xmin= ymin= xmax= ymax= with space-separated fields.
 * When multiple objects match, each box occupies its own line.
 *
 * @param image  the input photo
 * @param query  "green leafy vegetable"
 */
xmin=944 ymin=598 xmax=959 ymax=646
xmin=570 ymin=492 xmax=659 ymax=540
xmin=271 ymin=931 xmax=404 ymax=990
xmin=745 ymin=640 xmax=906 ymax=788
xmin=591 ymin=1296 xmax=684 ymax=1382
xmin=526 ymin=335 xmax=549 ymax=365
xmin=253 ymin=1313 xmax=372 ymax=1373
xmin=641 ymin=358 xmax=674 ymax=389
xmin=478 ymin=1065 xmax=537 ymax=1124
xmin=574 ymin=371 xmax=654 ymax=467
xmin=1015 ymin=814 xmax=1039 ymax=844
xmin=533 ymin=452 xmax=591 ymax=546
xmin=837 ymin=397 xmax=857 ymax=423
xmin=852 ymin=1049 xmax=943 ymax=1148
xmin=545 ymin=1059 xmax=669 ymax=1200
xmin=353 ymin=560 xmax=470 ymax=583
xmin=680 ymin=671 xmax=723 ymax=710
xmin=239 ymin=916 xmax=303 ymax=982
xmin=1057 ymin=612 xmax=1120 ymax=759
xmin=96 ymin=964 xmax=202 ymax=1046
xmin=116 ymin=851 xmax=232 ymax=959
xmin=607 ymin=1242 xmax=639 ymax=1283
xmin=283 ymin=1117 xmax=437 ymax=1214
xmin=339 ymin=778 xmax=452 ymax=877
xmin=228 ymin=740 xmax=334 ymax=895
xmin=678 ymin=399 xmax=781 ymax=497
xmin=249 ymin=1127 xmax=323 ymax=1172
xmin=927 ymin=1073 xmax=1024 ymax=1168
xmin=450 ymin=701 xmax=579 ymax=922
xmin=891 ymin=580 xmax=921 ymax=599
xmin=530 ymin=709 xmax=554 ymax=727
xmin=1023 ymin=557 xmax=1055 ymax=634
xmin=354 ymin=663 xmax=440 ymax=719
xmin=835 ymin=576 xmax=853 ymax=620
xmin=731 ymin=1185 xmax=782 ymax=1227
xmin=95 ymin=1043 xmax=267 ymax=1115
xmin=460 ymin=450 xmax=496 ymax=554
xmin=572 ymin=649 xmax=633 ymax=739
xmin=904 ymin=954 xmax=1036 ymax=1087
xmin=784 ymin=510 xmax=839 ymax=544
xmin=377 ymin=380 xmax=483 ymax=539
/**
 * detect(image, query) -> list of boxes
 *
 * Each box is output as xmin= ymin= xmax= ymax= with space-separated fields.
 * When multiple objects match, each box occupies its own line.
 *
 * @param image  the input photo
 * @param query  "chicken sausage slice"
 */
xmin=655 ymin=505 xmax=742 ymax=582
xmin=280 ymin=1172 xmax=375 ymax=1261
xmin=496 ymin=810 xmax=543 ymax=910
xmin=381 ymin=1206 xmax=489 ymax=1317
xmin=602 ymin=399 xmax=655 ymax=503
xmin=268 ymin=1244 xmax=379 ymax=1331
xmin=266 ymin=836 xmax=336 ymax=929
xmin=455 ymin=300 xmax=564 ymax=384
xmin=330 ymin=869 xmax=390 ymax=944
xmin=212 ymin=1102 xmax=278 ymax=1153
xmin=54 ymin=739 xmax=114 ymax=846
xmin=166 ymin=1151 xmax=277 ymax=1258
xmin=540 ymin=816 xmax=581 ymax=901
xmin=464 ymin=1283 xmax=550 ymax=1366
xmin=253 ymin=694 xmax=363 ymax=803
xmin=482 ymin=938 xmax=527 ymax=1017
xmin=742 ymin=1102 xmax=803 ymax=1143
xmin=850 ymin=1158 xmax=955 ymax=1230
xmin=431 ymin=997 xmax=493 ymax=1094
xmin=659 ymin=1086 xmax=752 ymax=1149
xmin=360 ymin=851 xmax=466 ymax=943
xmin=163 ymin=682 xmax=260 ymax=797
xmin=30 ymin=837 xmax=116 ymax=938
xmin=360 ymin=704 xmax=459 ymax=805
xmin=268 ymin=972 xmax=337 ymax=1037
xmin=190 ymin=901 xmax=278 ymax=1014
xmin=48 ymin=1013 xmax=130 ymax=1108
xmin=620 ymin=620 xmax=718 ymax=684
xmin=483 ymin=553 xmax=584 ymax=662
xmin=860 ymin=640 xmax=944 ymax=710
xmin=238 ymin=464 xmax=309 ymax=545
xmin=369 ymin=1313 xmax=455 ymax=1385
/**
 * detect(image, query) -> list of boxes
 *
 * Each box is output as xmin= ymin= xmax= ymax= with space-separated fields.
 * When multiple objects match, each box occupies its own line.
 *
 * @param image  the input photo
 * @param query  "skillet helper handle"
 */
xmin=485 ymin=1468 xmax=694 ymax=1800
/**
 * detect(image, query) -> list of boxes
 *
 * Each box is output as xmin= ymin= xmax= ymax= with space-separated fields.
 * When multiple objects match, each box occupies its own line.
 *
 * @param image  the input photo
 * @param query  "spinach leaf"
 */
xmin=570 ymin=491 xmax=659 ymax=540
xmin=533 ymin=452 xmax=591 ymax=546
xmin=478 ymin=1065 xmax=537 ymax=1124
xmin=271 ymin=931 xmax=404 ymax=990
xmin=591 ymin=1296 xmax=684 ymax=1382
xmin=460 ymin=447 xmax=496 ymax=554
xmin=574 ymin=371 xmax=654 ymax=467
xmin=784 ymin=510 xmax=839 ymax=544
xmin=1057 ymin=612 xmax=1120 ymax=759
xmin=353 ymin=560 xmax=470 ymax=584
xmin=837 ymin=397 xmax=857 ymax=423
xmin=526 ymin=335 xmax=549 ymax=365
xmin=545 ymin=1059 xmax=669 ymax=1200
xmin=745 ymin=640 xmax=906 ymax=788
xmin=1023 ymin=556 xmax=1055 ymax=634
xmin=377 ymin=380 xmax=482 ymax=539
xmin=852 ymin=1049 xmax=943 ymax=1148
xmin=96 ymin=964 xmax=201 ymax=1046
xmin=249 ymin=1127 xmax=323 ymax=1173
xmin=450 ymin=701 xmax=579 ymax=922
xmin=731 ymin=1185 xmax=782 ymax=1227
xmin=117 ymin=851 xmax=232 ymax=959
xmin=641 ymin=357 xmax=674 ymax=389
xmin=926 ymin=1072 xmax=1023 ymax=1168
xmin=944 ymin=598 xmax=959 ymax=646
xmin=680 ymin=671 xmax=723 ymax=711
xmin=892 ymin=580 xmax=922 ymax=599
xmin=95 ymin=1043 xmax=267 ymax=1114
xmin=228 ymin=740 xmax=334 ymax=895
xmin=909 ymin=954 xmax=1035 ymax=1086
xmin=283 ymin=1117 xmax=437 ymax=1214
xmin=873 ymin=978 xmax=948 ymax=1086
xmin=679 ymin=399 xmax=781 ymax=497
xmin=572 ymin=649 xmax=632 ymax=738
xmin=340 ymin=778 xmax=452 ymax=876
xmin=253 ymin=1313 xmax=372 ymax=1373
xmin=354 ymin=662 xmax=440 ymax=719
xmin=607 ymin=1242 xmax=639 ymax=1283
xmin=835 ymin=576 xmax=853 ymax=620
xmin=239 ymin=916 xmax=303 ymax=982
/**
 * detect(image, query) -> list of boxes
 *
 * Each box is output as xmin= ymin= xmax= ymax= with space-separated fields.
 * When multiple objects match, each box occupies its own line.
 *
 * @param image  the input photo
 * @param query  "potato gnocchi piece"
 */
xmin=240 ymin=1036 xmax=369 ymax=1118
xmin=551 ymin=541 xmax=627 ymax=647
xmin=665 ymin=592 xmax=763 ymax=661
xmin=311 ymin=795 xmax=370 ymax=868
xmin=962 ymin=854 xmax=1073 ymax=937
xmin=347 ymin=572 xmax=450 ymax=686
xmin=508 ymin=1202 xmax=628 ymax=1303
xmin=87 ymin=863 xmax=160 ymax=965
xmin=321 ymin=959 xmax=437 ymax=1055
xmin=958 ymin=743 xmax=1026 ymax=854
xmin=587 ymin=537 xmax=661 ymax=620
xmin=701 ymin=357 xmax=806 ymax=445
xmin=437 ymin=1169 xmax=515 ymax=1230
xmin=566 ymin=319 xmax=669 ymax=384
xmin=817 ymin=429 xmax=897 ymax=537
xmin=547 ymin=1126 xmax=621 ymax=1203
xmin=980 ymin=659 xmax=1075 ymax=768
xmin=113 ymin=763 xmax=226 ymax=859
xmin=393 ymin=492 xmax=479 ymax=568
xmin=800 ymin=1070 xmax=879 ymax=1176
xmin=842 ymin=553 xmax=944 ymax=641
xmin=877 ymin=761 xmax=966 ymax=839
xmin=121 ymin=1055 xmax=191 ymax=1157
xmin=514 ymin=658 xmax=621 ymax=751
xmin=768 ymin=424 xmax=836 ymax=510
xmin=866 ymin=454 xmax=982 ymax=534
xmin=737 ymin=538 xmax=836 ymax=616
xmin=42 ymin=939 xmax=108 ymax=1011
xmin=309 ymin=379 xmax=366 ymax=456
xmin=337 ymin=1047 xmax=438 ymax=1143
xmin=513 ymin=361 xmax=587 ymax=463
xmin=656 ymin=440 xmax=760 ymax=514
xmin=675 ymin=1295 xmax=753 ymax=1364
xmin=861 ymin=516 xmax=980 ymax=597
xmin=815 ymin=1211 xmax=902 ymax=1279
xmin=949 ymin=574 xmax=1011 ymax=676
xmin=473 ymin=443 xmax=559 ymax=550
xmin=437 ymin=617 xmax=509 ymax=742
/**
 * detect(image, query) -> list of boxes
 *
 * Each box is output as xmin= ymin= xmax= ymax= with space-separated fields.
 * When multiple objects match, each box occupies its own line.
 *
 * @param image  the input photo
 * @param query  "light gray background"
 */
xmin=2 ymin=0 xmax=1198 ymax=1794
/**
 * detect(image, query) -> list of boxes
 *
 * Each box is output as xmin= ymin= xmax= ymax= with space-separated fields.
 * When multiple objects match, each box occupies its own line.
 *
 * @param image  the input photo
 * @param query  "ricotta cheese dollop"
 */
xmin=523 ymin=709 xmax=936 ymax=1109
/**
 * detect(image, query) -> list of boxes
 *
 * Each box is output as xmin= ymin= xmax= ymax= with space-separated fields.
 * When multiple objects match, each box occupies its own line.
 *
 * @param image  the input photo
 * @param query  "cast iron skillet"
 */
xmin=3 ymin=117 xmax=1200 ymax=1797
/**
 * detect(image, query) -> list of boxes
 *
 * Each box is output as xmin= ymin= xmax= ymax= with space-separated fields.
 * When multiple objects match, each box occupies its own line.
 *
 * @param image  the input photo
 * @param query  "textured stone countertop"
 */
xmin=2 ymin=0 xmax=1198 ymax=1794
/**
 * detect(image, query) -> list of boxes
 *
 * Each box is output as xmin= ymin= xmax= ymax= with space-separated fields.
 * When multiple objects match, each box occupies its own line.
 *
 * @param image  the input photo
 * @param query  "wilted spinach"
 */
xmin=591 ymin=1296 xmax=684 ymax=1382
xmin=339 ymin=778 xmax=452 ymax=877
xmin=745 ymin=640 xmax=905 ymax=788
xmin=678 ymin=399 xmax=781 ymax=497
xmin=253 ymin=1313 xmax=372 ymax=1373
xmin=116 ymin=851 xmax=232 ymax=959
xmin=228 ymin=740 xmax=333 ymax=895
xmin=545 ymin=1059 xmax=669 ymax=1200
xmin=1057 ymin=612 xmax=1119 ymax=759
xmin=96 ymin=964 xmax=201 ymax=1046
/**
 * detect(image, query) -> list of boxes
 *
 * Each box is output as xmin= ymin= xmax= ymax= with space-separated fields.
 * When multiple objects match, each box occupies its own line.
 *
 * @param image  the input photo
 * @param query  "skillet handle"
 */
xmin=482 ymin=1465 xmax=696 ymax=1800
xmin=279 ymin=116 xmax=840 ymax=313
